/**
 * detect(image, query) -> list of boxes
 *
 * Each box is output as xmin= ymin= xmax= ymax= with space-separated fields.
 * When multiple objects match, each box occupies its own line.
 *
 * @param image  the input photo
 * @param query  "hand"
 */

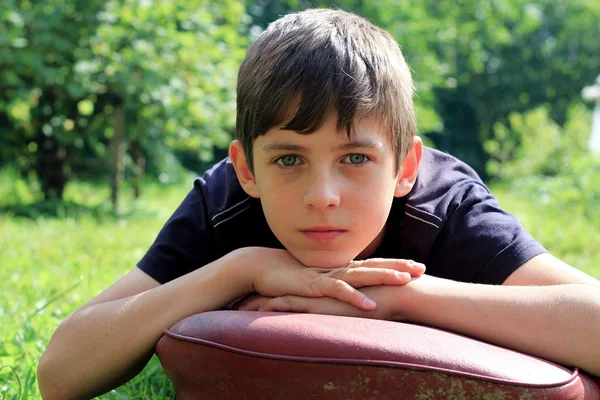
xmin=233 ymin=247 xmax=425 ymax=311
xmin=233 ymin=284 xmax=407 ymax=321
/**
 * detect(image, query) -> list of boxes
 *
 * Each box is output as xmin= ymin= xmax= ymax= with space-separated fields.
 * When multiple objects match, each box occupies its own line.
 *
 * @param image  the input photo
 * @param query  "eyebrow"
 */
xmin=262 ymin=139 xmax=384 ymax=153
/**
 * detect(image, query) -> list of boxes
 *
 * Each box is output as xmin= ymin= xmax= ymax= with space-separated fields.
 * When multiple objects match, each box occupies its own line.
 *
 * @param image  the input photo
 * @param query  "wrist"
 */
xmin=183 ymin=248 xmax=257 ymax=311
xmin=395 ymin=275 xmax=462 ymax=324
xmin=220 ymin=247 xmax=268 ymax=296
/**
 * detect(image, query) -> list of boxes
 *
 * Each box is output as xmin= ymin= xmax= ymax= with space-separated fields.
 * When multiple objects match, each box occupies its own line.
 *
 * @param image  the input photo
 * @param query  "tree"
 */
xmin=1 ymin=0 xmax=106 ymax=199
xmin=0 ymin=0 xmax=248 ymax=209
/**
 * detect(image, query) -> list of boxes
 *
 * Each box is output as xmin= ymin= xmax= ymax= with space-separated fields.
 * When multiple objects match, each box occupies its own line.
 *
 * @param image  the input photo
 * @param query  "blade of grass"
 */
xmin=28 ymin=279 xmax=83 ymax=319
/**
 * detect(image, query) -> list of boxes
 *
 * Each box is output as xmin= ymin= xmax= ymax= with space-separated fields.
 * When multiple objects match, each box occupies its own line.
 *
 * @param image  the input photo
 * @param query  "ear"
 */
xmin=229 ymin=140 xmax=260 ymax=198
xmin=394 ymin=136 xmax=423 ymax=197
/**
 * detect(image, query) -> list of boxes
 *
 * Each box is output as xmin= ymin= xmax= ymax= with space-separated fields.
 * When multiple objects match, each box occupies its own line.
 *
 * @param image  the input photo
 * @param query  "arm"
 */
xmin=38 ymin=252 xmax=243 ymax=400
xmin=254 ymin=254 xmax=600 ymax=375
xmin=401 ymin=274 xmax=600 ymax=376
xmin=38 ymin=248 xmax=421 ymax=400
xmin=409 ymin=252 xmax=600 ymax=375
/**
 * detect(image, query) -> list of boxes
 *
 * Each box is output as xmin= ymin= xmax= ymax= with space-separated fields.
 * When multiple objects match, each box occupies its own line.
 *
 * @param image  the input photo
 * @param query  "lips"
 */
xmin=300 ymin=226 xmax=347 ymax=243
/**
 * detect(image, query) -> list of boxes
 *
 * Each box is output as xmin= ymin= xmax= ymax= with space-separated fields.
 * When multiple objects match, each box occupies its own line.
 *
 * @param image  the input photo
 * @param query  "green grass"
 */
xmin=491 ymin=182 xmax=600 ymax=279
xmin=0 ymin=169 xmax=598 ymax=399
xmin=0 ymin=169 xmax=189 ymax=399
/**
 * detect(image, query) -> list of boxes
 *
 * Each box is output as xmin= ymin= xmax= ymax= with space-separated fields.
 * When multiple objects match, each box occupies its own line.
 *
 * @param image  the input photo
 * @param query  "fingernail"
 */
xmin=396 ymin=271 xmax=410 ymax=280
xmin=364 ymin=298 xmax=376 ymax=308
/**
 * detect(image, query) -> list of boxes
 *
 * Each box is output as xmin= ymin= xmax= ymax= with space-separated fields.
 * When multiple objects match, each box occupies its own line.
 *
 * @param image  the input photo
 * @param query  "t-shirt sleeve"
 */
xmin=427 ymin=182 xmax=547 ymax=285
xmin=137 ymin=179 xmax=216 ymax=284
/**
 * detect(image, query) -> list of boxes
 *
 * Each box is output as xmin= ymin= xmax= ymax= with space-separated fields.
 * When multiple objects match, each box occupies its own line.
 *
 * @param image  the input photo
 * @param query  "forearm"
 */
xmin=38 ymin=253 xmax=246 ymax=400
xmin=401 ymin=276 xmax=600 ymax=375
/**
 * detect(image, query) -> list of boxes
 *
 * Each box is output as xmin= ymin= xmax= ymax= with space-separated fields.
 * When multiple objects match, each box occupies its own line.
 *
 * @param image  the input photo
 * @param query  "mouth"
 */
xmin=300 ymin=226 xmax=347 ymax=243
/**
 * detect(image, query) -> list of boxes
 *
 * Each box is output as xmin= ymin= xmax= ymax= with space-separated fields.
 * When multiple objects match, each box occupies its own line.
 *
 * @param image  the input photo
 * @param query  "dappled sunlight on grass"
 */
xmin=0 ymin=171 xmax=191 ymax=399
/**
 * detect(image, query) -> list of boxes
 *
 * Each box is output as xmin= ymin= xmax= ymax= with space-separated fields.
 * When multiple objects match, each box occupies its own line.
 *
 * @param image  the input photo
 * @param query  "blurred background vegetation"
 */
xmin=1 ymin=0 xmax=600 ymax=398
xmin=2 ymin=0 xmax=600 ymax=208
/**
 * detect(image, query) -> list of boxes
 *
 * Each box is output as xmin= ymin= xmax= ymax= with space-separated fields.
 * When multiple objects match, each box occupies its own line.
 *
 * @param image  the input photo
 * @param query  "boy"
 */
xmin=38 ymin=8 xmax=600 ymax=400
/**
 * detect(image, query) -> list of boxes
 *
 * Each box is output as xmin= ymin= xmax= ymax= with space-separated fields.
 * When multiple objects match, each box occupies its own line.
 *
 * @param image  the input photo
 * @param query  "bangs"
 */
xmin=260 ymin=38 xmax=391 ymax=140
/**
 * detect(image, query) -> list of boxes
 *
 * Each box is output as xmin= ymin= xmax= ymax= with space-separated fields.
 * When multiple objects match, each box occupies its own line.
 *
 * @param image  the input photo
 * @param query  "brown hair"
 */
xmin=235 ymin=8 xmax=417 ymax=172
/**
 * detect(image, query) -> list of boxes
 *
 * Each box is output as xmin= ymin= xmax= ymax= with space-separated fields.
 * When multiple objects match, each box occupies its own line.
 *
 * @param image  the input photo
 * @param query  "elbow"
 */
xmin=38 ymin=350 xmax=63 ymax=400
xmin=38 ymin=349 xmax=78 ymax=400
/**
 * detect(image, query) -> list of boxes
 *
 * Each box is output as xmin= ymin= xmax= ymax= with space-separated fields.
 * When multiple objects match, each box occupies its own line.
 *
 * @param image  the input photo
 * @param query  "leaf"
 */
xmin=77 ymin=99 xmax=94 ymax=116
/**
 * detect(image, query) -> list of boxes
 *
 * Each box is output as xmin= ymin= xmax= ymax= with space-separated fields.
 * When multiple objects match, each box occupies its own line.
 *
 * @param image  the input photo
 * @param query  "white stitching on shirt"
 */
xmin=405 ymin=211 xmax=440 ymax=228
xmin=211 ymin=196 xmax=252 ymax=221
xmin=405 ymin=203 xmax=443 ymax=223
xmin=213 ymin=204 xmax=252 ymax=228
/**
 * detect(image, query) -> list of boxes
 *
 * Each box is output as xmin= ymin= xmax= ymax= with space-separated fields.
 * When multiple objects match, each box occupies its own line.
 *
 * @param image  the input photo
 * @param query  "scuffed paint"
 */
xmin=518 ymin=391 xmax=535 ymax=400
xmin=409 ymin=371 xmax=546 ymax=400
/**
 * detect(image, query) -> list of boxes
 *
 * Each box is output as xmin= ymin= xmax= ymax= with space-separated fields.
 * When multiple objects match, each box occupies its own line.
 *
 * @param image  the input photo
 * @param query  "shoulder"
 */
xmin=405 ymin=146 xmax=491 ymax=225
xmin=199 ymin=157 xmax=280 ymax=253
xmin=136 ymin=158 xmax=269 ymax=284
xmin=400 ymin=147 xmax=545 ymax=284
xmin=197 ymin=158 xmax=259 ymax=227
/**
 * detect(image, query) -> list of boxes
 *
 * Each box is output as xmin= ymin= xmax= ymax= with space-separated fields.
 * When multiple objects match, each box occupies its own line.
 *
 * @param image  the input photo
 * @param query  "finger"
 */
xmin=310 ymin=277 xmax=377 ymax=311
xmin=330 ymin=267 xmax=412 ymax=287
xmin=235 ymin=294 xmax=272 ymax=311
xmin=260 ymin=295 xmax=313 ymax=313
xmin=351 ymin=258 xmax=426 ymax=275
xmin=260 ymin=295 xmax=357 ymax=316
xmin=351 ymin=258 xmax=426 ymax=276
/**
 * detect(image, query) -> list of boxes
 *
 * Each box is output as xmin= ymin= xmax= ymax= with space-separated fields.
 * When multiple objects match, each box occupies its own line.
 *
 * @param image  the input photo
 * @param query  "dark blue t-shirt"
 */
xmin=137 ymin=147 xmax=546 ymax=285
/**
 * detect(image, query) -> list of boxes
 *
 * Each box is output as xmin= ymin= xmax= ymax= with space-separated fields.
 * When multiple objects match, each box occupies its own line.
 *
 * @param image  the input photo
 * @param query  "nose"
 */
xmin=303 ymin=168 xmax=341 ymax=211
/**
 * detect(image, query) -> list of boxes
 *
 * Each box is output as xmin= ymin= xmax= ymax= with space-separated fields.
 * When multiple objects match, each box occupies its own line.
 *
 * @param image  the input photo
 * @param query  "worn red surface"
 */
xmin=156 ymin=311 xmax=600 ymax=399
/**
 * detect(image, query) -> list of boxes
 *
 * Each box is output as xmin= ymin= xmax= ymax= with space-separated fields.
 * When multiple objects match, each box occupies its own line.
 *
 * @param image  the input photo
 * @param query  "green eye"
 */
xmin=276 ymin=155 xmax=300 ymax=167
xmin=344 ymin=154 xmax=368 ymax=165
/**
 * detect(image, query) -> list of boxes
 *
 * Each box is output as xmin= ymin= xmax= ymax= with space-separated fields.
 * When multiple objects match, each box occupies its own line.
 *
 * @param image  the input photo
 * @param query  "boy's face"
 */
xmin=231 ymin=113 xmax=421 ymax=268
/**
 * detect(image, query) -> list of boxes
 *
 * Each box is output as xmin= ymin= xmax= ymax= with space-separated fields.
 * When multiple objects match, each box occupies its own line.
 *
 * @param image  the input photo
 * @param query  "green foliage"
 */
xmin=487 ymin=104 xmax=600 ymax=224
xmin=492 ymin=182 xmax=600 ymax=276
xmin=80 ymin=0 xmax=248 ymax=156
xmin=3 ymin=0 xmax=600 ymax=186
xmin=485 ymin=105 xmax=588 ymax=179
xmin=486 ymin=104 xmax=591 ymax=178
xmin=508 ymin=155 xmax=600 ymax=223
xmin=0 ymin=0 xmax=248 ymax=197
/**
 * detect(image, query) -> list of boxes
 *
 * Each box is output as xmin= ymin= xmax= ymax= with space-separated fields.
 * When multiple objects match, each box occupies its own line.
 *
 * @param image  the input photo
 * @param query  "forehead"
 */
xmin=257 ymin=113 xmax=392 ymax=152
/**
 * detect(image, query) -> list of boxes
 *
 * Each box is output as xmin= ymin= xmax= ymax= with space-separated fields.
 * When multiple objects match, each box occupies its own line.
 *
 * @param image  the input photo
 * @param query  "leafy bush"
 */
xmin=486 ymin=104 xmax=600 ymax=222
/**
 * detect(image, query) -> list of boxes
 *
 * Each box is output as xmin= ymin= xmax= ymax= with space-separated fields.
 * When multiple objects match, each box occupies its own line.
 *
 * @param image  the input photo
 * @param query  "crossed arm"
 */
xmin=38 ymin=248 xmax=600 ymax=399
xmin=237 ymin=253 xmax=600 ymax=376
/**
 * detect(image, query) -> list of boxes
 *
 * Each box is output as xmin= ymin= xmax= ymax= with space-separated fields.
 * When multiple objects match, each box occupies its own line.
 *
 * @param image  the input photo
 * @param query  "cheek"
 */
xmin=258 ymin=182 xmax=301 ymax=221
xmin=258 ymin=169 xmax=303 ymax=199
xmin=354 ymin=182 xmax=395 ymax=223
xmin=350 ymin=175 xmax=396 ymax=204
